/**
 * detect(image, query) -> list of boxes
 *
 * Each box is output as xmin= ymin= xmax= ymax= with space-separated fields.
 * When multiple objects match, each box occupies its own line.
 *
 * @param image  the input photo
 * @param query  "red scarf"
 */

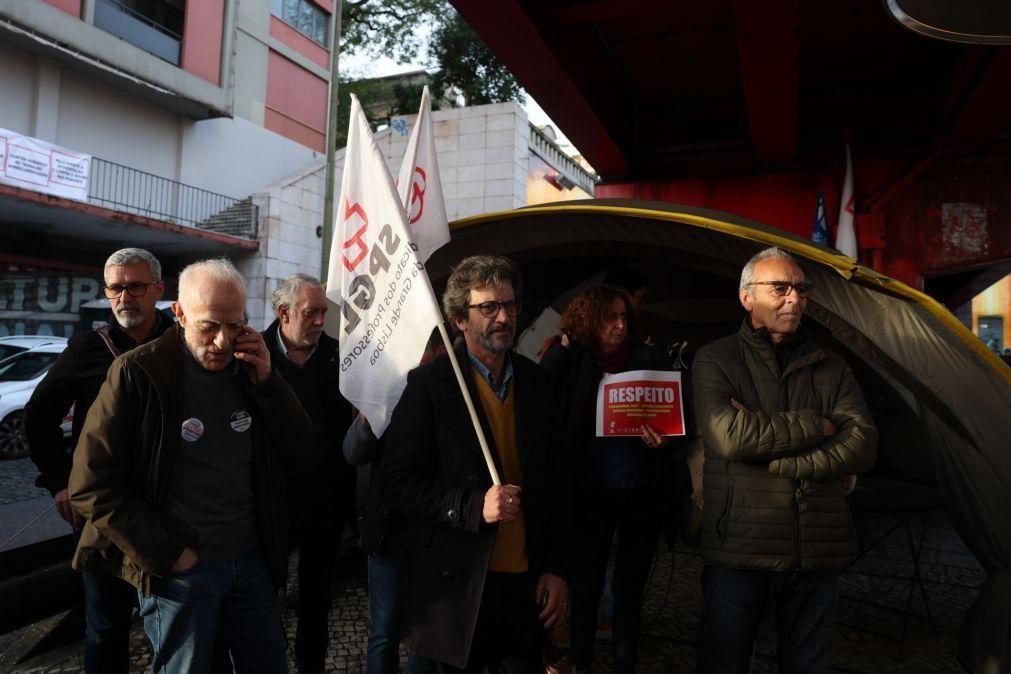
xmin=591 ymin=338 xmax=630 ymax=374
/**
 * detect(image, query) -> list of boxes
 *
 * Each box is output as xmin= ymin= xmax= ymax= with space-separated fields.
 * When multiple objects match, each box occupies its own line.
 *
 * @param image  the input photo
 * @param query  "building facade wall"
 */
xmin=0 ymin=0 xmax=328 ymax=197
xmin=375 ymin=102 xmax=533 ymax=221
xmin=239 ymin=163 xmax=326 ymax=329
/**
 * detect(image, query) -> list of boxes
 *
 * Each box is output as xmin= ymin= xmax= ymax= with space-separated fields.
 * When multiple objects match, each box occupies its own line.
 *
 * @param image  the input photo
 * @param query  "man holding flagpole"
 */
xmin=380 ymin=255 xmax=570 ymax=673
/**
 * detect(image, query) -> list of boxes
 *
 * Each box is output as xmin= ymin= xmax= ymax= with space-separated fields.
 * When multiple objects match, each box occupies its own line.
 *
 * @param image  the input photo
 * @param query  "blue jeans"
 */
xmin=367 ymin=524 xmax=429 ymax=674
xmin=82 ymin=569 xmax=137 ymax=674
xmin=697 ymin=566 xmax=839 ymax=674
xmin=569 ymin=487 xmax=661 ymax=674
xmin=138 ymin=548 xmax=287 ymax=674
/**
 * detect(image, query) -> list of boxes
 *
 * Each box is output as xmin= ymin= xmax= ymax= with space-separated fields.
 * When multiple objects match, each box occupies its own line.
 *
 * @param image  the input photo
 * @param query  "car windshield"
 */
xmin=0 ymin=344 xmax=28 ymax=362
xmin=0 ymin=352 xmax=60 ymax=381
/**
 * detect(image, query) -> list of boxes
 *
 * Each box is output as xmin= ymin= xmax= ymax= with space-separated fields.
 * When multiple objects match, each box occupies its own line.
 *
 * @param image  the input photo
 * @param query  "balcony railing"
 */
xmin=529 ymin=125 xmax=599 ymax=195
xmin=94 ymin=0 xmax=183 ymax=65
xmin=88 ymin=158 xmax=258 ymax=240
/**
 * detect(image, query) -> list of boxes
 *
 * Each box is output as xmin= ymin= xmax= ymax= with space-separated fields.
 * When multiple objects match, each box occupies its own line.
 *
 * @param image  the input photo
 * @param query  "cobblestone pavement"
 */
xmin=8 ymin=543 xmax=981 ymax=673
xmin=0 ymin=458 xmax=49 ymax=506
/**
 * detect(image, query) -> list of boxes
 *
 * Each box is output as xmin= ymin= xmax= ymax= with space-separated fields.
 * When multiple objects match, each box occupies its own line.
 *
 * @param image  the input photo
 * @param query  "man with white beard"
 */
xmin=26 ymin=247 xmax=171 ymax=674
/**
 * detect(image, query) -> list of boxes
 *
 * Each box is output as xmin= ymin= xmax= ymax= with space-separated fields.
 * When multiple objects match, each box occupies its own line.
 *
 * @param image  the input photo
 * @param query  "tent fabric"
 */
xmin=429 ymin=199 xmax=1011 ymax=672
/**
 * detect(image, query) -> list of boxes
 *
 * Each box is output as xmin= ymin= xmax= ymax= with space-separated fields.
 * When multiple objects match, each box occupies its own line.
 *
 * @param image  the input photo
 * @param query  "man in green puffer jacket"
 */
xmin=692 ymin=247 xmax=877 ymax=674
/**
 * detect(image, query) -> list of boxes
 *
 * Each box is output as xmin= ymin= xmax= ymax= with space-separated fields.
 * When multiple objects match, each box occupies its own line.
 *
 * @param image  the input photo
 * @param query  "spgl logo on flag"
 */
xmin=407 ymin=166 xmax=427 ymax=225
xmin=342 ymin=200 xmax=369 ymax=272
xmin=397 ymin=86 xmax=449 ymax=263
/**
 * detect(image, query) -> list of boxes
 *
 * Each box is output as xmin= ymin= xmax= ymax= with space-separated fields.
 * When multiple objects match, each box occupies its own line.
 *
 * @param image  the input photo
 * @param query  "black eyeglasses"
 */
xmin=747 ymin=281 xmax=815 ymax=297
xmin=466 ymin=300 xmax=521 ymax=318
xmin=103 ymin=282 xmax=159 ymax=299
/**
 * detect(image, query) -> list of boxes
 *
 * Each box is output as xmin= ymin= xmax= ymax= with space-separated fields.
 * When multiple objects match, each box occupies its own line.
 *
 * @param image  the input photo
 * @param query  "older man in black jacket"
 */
xmin=693 ymin=247 xmax=877 ymax=673
xmin=381 ymin=255 xmax=570 ymax=673
xmin=26 ymin=247 xmax=171 ymax=674
xmin=262 ymin=273 xmax=355 ymax=674
xmin=70 ymin=258 xmax=312 ymax=673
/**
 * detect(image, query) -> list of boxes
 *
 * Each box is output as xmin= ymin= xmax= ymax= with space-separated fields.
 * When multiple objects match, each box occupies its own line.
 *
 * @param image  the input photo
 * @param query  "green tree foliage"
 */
xmin=337 ymin=1 xmax=523 ymax=135
xmin=340 ymin=0 xmax=442 ymax=64
xmin=429 ymin=12 xmax=524 ymax=107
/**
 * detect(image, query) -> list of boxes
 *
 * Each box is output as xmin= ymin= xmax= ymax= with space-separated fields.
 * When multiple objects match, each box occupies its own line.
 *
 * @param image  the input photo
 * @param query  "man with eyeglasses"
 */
xmin=25 ymin=247 xmax=171 ymax=674
xmin=380 ymin=255 xmax=570 ymax=673
xmin=261 ymin=273 xmax=356 ymax=674
xmin=692 ymin=247 xmax=877 ymax=673
xmin=68 ymin=258 xmax=312 ymax=673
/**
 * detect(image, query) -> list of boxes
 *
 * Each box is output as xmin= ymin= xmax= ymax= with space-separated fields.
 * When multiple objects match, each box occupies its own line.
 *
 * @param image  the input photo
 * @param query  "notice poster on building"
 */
xmin=0 ymin=127 xmax=91 ymax=202
xmin=596 ymin=370 xmax=686 ymax=437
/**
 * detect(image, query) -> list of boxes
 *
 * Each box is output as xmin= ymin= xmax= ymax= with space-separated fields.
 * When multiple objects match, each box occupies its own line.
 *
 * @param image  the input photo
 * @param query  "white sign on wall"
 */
xmin=0 ymin=127 xmax=91 ymax=202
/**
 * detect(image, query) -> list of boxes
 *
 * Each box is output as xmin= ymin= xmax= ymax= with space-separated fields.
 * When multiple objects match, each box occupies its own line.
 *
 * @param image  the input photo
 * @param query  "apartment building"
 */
xmin=0 ymin=0 xmax=333 ymax=335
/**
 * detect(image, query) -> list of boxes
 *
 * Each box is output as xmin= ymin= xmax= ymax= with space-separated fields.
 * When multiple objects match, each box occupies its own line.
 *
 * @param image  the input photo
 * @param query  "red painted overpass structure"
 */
xmin=449 ymin=0 xmax=1011 ymax=310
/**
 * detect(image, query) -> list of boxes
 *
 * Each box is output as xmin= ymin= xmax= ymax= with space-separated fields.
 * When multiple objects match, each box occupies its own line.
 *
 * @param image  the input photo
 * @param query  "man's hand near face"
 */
xmin=233 ymin=327 xmax=271 ymax=384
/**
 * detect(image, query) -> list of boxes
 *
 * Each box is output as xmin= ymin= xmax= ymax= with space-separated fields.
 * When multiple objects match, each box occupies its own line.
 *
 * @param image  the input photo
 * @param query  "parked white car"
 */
xmin=0 ymin=335 xmax=68 ymax=363
xmin=0 ymin=339 xmax=69 ymax=460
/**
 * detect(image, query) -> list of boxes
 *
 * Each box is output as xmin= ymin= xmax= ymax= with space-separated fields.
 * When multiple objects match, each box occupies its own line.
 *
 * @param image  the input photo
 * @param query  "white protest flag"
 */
xmin=328 ymin=95 xmax=443 ymax=437
xmin=835 ymin=144 xmax=857 ymax=257
xmin=397 ymin=86 xmax=450 ymax=262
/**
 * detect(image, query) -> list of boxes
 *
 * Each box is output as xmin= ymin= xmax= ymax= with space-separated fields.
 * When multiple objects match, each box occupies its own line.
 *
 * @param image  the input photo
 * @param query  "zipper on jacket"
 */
xmin=794 ymin=481 xmax=804 ymax=568
xmin=717 ymin=477 xmax=735 ymax=545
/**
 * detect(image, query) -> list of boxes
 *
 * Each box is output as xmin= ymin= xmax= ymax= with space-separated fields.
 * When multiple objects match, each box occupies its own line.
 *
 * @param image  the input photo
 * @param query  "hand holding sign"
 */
xmin=640 ymin=423 xmax=669 ymax=448
xmin=596 ymin=370 xmax=686 ymax=438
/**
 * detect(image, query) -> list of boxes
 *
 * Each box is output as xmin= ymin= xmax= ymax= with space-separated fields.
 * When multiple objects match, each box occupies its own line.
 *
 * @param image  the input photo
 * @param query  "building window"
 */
xmin=94 ymin=0 xmax=185 ymax=65
xmin=272 ymin=0 xmax=330 ymax=47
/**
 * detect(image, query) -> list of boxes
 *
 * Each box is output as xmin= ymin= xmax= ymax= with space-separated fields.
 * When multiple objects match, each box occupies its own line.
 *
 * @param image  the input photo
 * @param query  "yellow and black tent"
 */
xmin=425 ymin=199 xmax=1011 ymax=673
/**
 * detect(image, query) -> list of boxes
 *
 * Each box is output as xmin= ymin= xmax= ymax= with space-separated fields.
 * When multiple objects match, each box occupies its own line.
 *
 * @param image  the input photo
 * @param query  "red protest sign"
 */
xmin=595 ymin=370 xmax=685 ymax=437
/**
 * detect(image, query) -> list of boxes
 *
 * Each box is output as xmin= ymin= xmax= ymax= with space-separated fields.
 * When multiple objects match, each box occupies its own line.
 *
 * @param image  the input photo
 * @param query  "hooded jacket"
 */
xmin=69 ymin=324 xmax=313 ymax=592
xmin=692 ymin=320 xmax=877 ymax=571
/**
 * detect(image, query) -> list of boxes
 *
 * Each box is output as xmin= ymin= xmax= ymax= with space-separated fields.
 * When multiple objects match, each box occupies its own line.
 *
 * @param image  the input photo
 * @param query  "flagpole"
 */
xmin=436 ymin=322 xmax=502 ymax=486
xmin=397 ymin=88 xmax=499 ymax=486
xmin=321 ymin=0 xmax=343 ymax=280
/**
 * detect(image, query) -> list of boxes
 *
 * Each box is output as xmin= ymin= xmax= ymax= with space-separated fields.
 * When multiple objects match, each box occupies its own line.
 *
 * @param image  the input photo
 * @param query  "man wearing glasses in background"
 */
xmin=26 ymin=247 xmax=171 ymax=674
xmin=381 ymin=255 xmax=570 ymax=673
xmin=691 ymin=247 xmax=877 ymax=673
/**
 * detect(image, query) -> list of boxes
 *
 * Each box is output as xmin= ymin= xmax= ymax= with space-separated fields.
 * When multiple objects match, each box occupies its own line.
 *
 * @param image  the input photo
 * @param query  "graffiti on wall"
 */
xmin=923 ymin=201 xmax=994 ymax=269
xmin=0 ymin=274 xmax=103 ymax=337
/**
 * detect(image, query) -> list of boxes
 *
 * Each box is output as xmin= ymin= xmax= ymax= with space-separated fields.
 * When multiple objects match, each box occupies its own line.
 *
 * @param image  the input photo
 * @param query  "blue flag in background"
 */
xmin=812 ymin=190 xmax=830 ymax=245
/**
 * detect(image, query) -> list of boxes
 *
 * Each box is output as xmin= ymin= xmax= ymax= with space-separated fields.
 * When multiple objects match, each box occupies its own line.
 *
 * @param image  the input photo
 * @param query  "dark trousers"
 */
xmin=569 ymin=487 xmax=661 ymax=674
xmin=697 ymin=566 xmax=840 ymax=674
xmin=290 ymin=477 xmax=350 ymax=672
xmin=436 ymin=572 xmax=544 ymax=674
xmin=366 ymin=523 xmax=431 ymax=674
xmin=138 ymin=548 xmax=286 ymax=674
xmin=82 ymin=569 xmax=137 ymax=674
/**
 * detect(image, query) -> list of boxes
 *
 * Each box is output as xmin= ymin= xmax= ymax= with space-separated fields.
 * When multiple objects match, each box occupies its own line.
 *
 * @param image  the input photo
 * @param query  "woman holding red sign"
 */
xmin=541 ymin=284 xmax=689 ymax=674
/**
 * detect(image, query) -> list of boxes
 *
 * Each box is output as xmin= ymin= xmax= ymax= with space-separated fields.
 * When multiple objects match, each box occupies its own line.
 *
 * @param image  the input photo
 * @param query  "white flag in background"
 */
xmin=327 ymin=95 xmax=443 ymax=437
xmin=397 ymin=86 xmax=451 ymax=262
xmin=835 ymin=144 xmax=857 ymax=257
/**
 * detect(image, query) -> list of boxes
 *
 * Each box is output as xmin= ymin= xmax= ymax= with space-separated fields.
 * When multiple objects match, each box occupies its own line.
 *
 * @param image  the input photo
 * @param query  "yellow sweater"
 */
xmin=472 ymin=368 xmax=528 ymax=573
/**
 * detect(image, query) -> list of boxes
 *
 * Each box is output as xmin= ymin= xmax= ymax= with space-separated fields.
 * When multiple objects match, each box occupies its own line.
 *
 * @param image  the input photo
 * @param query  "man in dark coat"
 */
xmin=262 ymin=273 xmax=356 ymax=674
xmin=692 ymin=247 xmax=877 ymax=673
xmin=70 ymin=258 xmax=312 ymax=673
xmin=25 ymin=247 xmax=171 ymax=674
xmin=381 ymin=255 xmax=570 ymax=673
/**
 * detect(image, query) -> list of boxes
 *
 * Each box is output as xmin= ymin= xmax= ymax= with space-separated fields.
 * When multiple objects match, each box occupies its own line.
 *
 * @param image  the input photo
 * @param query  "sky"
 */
xmin=340 ymin=46 xmax=579 ymax=157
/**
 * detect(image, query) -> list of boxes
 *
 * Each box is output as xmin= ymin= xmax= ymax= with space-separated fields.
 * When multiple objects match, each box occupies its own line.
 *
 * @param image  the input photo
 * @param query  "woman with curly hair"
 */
xmin=541 ymin=284 xmax=683 ymax=673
